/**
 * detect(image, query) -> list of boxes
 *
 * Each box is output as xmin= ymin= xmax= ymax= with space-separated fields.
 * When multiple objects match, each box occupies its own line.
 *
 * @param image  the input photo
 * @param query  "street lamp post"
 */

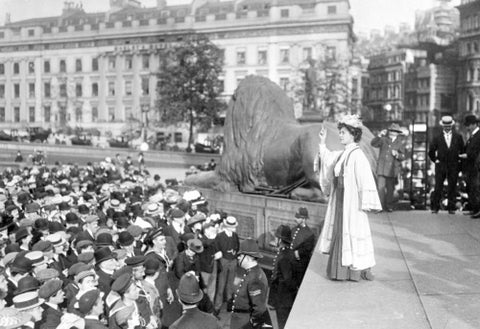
xmin=383 ymin=103 xmax=392 ymax=122
xmin=141 ymin=102 xmax=150 ymax=144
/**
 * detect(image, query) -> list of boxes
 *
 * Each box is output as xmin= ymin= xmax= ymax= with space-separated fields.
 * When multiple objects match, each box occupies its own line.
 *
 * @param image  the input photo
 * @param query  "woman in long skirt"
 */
xmin=316 ymin=115 xmax=382 ymax=281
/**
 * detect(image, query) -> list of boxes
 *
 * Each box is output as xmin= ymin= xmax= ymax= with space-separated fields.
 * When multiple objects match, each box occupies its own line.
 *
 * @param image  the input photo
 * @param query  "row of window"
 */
xmin=368 ymin=85 xmax=401 ymax=101
xmin=234 ymin=46 xmax=335 ymax=65
xmin=405 ymin=94 xmax=431 ymax=107
xmin=0 ymin=79 xmax=151 ymax=99
xmin=0 ymin=55 xmax=152 ymax=75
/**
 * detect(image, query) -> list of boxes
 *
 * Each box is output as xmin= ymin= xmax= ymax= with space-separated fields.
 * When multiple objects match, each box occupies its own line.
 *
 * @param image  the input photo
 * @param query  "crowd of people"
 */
xmin=0 ymin=151 xmax=317 ymax=329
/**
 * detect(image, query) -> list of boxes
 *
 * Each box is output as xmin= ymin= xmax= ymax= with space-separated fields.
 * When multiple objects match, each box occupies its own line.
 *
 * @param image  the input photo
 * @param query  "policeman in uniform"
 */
xmin=290 ymin=207 xmax=315 ymax=289
xmin=270 ymin=225 xmax=297 ymax=329
xmin=230 ymin=239 xmax=271 ymax=329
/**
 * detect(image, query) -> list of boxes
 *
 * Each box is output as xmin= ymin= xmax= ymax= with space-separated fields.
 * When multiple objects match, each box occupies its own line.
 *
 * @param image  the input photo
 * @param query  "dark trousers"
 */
xmin=377 ymin=175 xmax=395 ymax=210
xmin=431 ymin=164 xmax=458 ymax=211
xmin=466 ymin=169 xmax=480 ymax=212
xmin=214 ymin=258 xmax=237 ymax=311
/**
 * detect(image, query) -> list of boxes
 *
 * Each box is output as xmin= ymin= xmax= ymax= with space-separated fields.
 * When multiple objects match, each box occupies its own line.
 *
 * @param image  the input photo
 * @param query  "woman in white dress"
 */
xmin=316 ymin=115 xmax=381 ymax=281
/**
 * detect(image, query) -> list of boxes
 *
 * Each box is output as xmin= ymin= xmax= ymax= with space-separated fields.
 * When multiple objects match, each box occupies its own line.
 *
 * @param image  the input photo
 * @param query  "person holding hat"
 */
xmin=370 ymin=122 xmax=406 ymax=212
xmin=290 ymin=207 xmax=315 ymax=289
xmin=269 ymin=225 xmax=296 ymax=329
xmin=317 ymin=116 xmax=380 ymax=282
xmin=460 ymin=115 xmax=480 ymax=218
xmin=230 ymin=239 xmax=271 ymax=329
xmin=78 ymin=289 xmax=107 ymax=329
xmin=213 ymin=215 xmax=239 ymax=316
xmin=428 ymin=115 xmax=465 ymax=214
xmin=170 ymin=272 xmax=220 ymax=329
xmin=38 ymin=279 xmax=64 ymax=329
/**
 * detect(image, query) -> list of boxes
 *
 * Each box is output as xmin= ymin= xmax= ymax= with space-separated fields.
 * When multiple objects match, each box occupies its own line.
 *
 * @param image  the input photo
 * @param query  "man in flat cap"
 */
xmin=460 ymin=115 xmax=480 ymax=218
xmin=429 ymin=115 xmax=465 ymax=214
xmin=371 ymin=123 xmax=406 ymax=212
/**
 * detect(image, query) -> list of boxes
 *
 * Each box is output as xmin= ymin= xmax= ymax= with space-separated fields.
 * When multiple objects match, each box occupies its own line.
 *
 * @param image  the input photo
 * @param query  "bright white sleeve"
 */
xmin=318 ymin=144 xmax=342 ymax=195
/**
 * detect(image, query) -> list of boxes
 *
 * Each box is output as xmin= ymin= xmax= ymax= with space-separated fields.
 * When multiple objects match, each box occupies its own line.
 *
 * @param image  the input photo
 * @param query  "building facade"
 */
xmin=457 ymin=0 xmax=480 ymax=116
xmin=0 ymin=0 xmax=354 ymax=135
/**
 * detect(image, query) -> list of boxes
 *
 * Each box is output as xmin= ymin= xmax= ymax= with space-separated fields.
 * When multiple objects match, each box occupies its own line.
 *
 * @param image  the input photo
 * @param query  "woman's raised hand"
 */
xmin=319 ymin=126 xmax=327 ymax=145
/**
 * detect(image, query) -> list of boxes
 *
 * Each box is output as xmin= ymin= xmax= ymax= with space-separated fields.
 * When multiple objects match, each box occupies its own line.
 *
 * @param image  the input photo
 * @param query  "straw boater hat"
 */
xmin=13 ymin=291 xmax=44 ymax=310
xmin=223 ymin=216 xmax=238 ymax=228
xmin=440 ymin=115 xmax=455 ymax=127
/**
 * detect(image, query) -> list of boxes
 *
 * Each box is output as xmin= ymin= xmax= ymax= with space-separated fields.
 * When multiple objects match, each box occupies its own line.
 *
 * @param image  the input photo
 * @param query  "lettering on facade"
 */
xmin=113 ymin=42 xmax=176 ymax=53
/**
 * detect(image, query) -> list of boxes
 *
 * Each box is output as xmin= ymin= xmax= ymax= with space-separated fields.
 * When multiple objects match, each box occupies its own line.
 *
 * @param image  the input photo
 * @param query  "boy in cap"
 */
xmin=291 ymin=207 xmax=315 ymax=289
xmin=370 ymin=123 xmax=406 ymax=212
xmin=78 ymin=289 xmax=108 ymax=329
xmin=213 ymin=216 xmax=239 ymax=316
xmin=170 ymin=272 xmax=220 ymax=329
xmin=230 ymin=239 xmax=271 ymax=329
xmin=38 ymin=279 xmax=64 ymax=329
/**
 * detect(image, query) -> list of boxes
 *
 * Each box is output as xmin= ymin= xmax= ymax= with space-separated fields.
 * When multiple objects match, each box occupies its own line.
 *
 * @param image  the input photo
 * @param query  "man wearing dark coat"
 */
xmin=429 ymin=116 xmax=465 ymax=214
xmin=371 ymin=123 xmax=406 ymax=212
xmin=460 ymin=115 xmax=480 ymax=218
xmin=38 ymin=279 xmax=64 ymax=329
xmin=290 ymin=207 xmax=315 ymax=289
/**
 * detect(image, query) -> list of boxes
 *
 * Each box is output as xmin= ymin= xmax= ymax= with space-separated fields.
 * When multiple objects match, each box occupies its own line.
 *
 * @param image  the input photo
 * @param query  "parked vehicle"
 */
xmin=71 ymin=133 xmax=92 ymax=146
xmin=28 ymin=127 xmax=51 ymax=143
xmin=0 ymin=130 xmax=13 ymax=141
xmin=108 ymin=136 xmax=130 ymax=148
xmin=194 ymin=142 xmax=219 ymax=154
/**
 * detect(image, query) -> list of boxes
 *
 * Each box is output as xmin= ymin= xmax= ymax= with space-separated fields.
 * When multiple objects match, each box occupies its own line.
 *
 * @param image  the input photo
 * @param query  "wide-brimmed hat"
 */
xmin=223 ymin=216 xmax=238 ymax=228
xmin=238 ymin=239 xmax=263 ymax=258
xmin=13 ymin=291 xmax=44 ymax=310
xmin=439 ymin=115 xmax=455 ymax=127
xmin=388 ymin=123 xmax=402 ymax=133
xmin=118 ymin=231 xmax=134 ymax=247
xmin=464 ymin=114 xmax=479 ymax=126
xmin=176 ymin=272 xmax=203 ymax=304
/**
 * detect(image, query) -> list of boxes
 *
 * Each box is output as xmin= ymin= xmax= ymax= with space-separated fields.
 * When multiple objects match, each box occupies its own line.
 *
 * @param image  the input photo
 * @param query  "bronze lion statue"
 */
xmin=185 ymin=75 xmax=377 ymax=202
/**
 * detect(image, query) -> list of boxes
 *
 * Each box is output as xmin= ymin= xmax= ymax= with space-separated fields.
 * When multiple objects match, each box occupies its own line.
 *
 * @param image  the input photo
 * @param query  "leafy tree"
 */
xmin=156 ymin=34 xmax=226 ymax=152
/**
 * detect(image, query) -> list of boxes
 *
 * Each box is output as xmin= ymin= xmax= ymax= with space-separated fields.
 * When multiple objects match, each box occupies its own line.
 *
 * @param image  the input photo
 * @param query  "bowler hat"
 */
xmin=118 ymin=231 xmax=134 ymax=247
xmin=58 ymin=202 xmax=70 ymax=211
xmin=77 ymin=204 xmax=90 ymax=215
xmin=94 ymin=247 xmax=114 ymax=264
xmin=78 ymin=289 xmax=101 ymax=315
xmin=34 ymin=218 xmax=49 ymax=231
xmin=96 ymin=233 xmax=114 ymax=247
xmin=49 ymin=222 xmax=66 ymax=233
xmin=464 ymin=114 xmax=479 ymax=126
xmin=238 ymin=239 xmax=263 ymax=258
xmin=66 ymin=212 xmax=80 ymax=224
xmin=15 ymin=227 xmax=29 ymax=243
xmin=176 ymin=272 xmax=203 ymax=304
xmin=295 ymin=207 xmax=309 ymax=219
xmin=38 ymin=279 xmax=62 ymax=299
xmin=275 ymin=224 xmax=292 ymax=243
xmin=115 ymin=217 xmax=130 ymax=229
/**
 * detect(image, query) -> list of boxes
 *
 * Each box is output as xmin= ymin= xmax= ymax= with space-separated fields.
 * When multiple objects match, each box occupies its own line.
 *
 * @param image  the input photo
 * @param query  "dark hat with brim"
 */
xmin=464 ymin=114 xmax=479 ymax=126
xmin=388 ymin=123 xmax=403 ymax=133
xmin=295 ymin=207 xmax=309 ymax=219
xmin=275 ymin=224 xmax=292 ymax=243
xmin=94 ymin=247 xmax=114 ymax=264
xmin=238 ymin=238 xmax=263 ymax=258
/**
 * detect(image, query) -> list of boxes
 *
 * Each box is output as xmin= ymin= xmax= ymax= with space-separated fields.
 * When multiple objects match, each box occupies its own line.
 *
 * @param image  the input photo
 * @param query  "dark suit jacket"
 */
xmin=84 ymin=318 xmax=108 ymax=329
xmin=170 ymin=307 xmax=221 ymax=329
xmin=371 ymin=135 xmax=406 ymax=177
xmin=464 ymin=129 xmax=480 ymax=173
xmin=429 ymin=130 xmax=464 ymax=169
xmin=96 ymin=268 xmax=113 ymax=297
xmin=39 ymin=304 xmax=63 ymax=329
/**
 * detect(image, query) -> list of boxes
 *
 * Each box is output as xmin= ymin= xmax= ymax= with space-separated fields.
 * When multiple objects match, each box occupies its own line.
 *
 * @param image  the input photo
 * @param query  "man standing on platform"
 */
xmin=371 ymin=123 xmax=406 ymax=212
xmin=460 ymin=115 xmax=480 ymax=218
xmin=429 ymin=115 xmax=465 ymax=214
xmin=290 ymin=207 xmax=315 ymax=290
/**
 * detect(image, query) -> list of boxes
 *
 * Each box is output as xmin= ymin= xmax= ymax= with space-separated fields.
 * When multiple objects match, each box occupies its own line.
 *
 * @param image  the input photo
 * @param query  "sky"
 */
xmin=0 ymin=0 xmax=462 ymax=33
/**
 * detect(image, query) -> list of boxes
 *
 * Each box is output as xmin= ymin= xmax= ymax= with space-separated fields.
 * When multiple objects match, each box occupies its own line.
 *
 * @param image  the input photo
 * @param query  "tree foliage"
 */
xmin=156 ymin=34 xmax=225 ymax=150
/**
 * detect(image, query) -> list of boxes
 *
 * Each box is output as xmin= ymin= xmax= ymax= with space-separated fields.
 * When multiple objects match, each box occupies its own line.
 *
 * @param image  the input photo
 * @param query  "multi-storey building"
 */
xmin=457 ymin=0 xmax=480 ymax=115
xmin=0 ymin=0 xmax=354 ymax=135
